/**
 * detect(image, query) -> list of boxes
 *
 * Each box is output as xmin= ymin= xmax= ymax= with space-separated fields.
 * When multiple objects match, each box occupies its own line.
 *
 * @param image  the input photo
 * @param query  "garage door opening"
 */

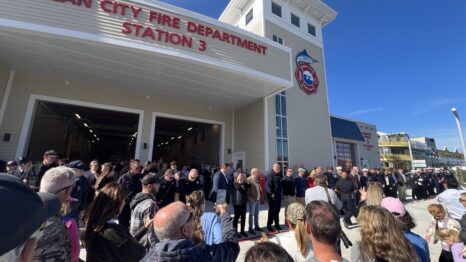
xmin=153 ymin=116 xmax=221 ymax=166
xmin=27 ymin=101 xmax=140 ymax=163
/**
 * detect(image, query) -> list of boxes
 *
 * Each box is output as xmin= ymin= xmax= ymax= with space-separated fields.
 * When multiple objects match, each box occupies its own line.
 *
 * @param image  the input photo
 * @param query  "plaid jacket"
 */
xmin=130 ymin=193 xmax=157 ymax=249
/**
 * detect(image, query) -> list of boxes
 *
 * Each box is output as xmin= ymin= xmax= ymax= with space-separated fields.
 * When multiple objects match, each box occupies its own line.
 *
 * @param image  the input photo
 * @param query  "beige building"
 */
xmin=330 ymin=115 xmax=380 ymax=169
xmin=0 ymin=0 xmax=336 ymax=173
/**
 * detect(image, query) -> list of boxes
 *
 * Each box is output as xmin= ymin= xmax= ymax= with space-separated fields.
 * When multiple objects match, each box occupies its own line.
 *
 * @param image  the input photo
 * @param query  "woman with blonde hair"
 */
xmin=351 ymin=205 xmax=419 ymax=262
xmin=438 ymin=228 xmax=465 ymax=262
xmin=186 ymin=190 xmax=222 ymax=245
xmin=269 ymin=203 xmax=313 ymax=261
xmin=356 ymin=182 xmax=384 ymax=216
xmin=425 ymin=203 xmax=461 ymax=261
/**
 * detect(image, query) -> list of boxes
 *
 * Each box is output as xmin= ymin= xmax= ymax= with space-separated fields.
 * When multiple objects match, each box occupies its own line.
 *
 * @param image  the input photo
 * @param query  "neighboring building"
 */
xmin=330 ymin=116 xmax=380 ymax=169
xmin=379 ymin=133 xmax=465 ymax=169
xmin=410 ymin=138 xmax=436 ymax=167
xmin=0 ymin=0 xmax=337 ymax=174
xmin=436 ymin=147 xmax=465 ymax=167
xmin=378 ymin=132 xmax=412 ymax=170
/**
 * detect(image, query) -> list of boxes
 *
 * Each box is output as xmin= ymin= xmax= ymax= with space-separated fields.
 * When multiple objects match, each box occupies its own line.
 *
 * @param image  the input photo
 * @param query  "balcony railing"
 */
xmin=378 ymin=141 xmax=409 ymax=147
xmin=380 ymin=153 xmax=412 ymax=161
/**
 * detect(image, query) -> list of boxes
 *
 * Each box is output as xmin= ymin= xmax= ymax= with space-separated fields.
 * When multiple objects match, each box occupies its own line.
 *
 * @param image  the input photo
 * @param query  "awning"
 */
xmin=330 ymin=116 xmax=364 ymax=142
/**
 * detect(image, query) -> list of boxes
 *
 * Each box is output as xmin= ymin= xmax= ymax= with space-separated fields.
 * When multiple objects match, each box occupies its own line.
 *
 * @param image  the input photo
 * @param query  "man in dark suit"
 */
xmin=382 ymin=169 xmax=397 ymax=198
xmin=211 ymin=163 xmax=231 ymax=203
xmin=265 ymin=163 xmax=283 ymax=232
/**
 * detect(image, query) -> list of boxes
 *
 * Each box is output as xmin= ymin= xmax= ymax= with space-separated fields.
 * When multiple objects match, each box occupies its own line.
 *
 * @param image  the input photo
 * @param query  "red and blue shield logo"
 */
xmin=295 ymin=50 xmax=319 ymax=95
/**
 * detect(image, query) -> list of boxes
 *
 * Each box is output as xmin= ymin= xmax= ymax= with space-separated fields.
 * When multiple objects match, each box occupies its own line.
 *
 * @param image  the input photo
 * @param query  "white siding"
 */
xmin=265 ymin=21 xmax=333 ymax=170
xmin=234 ymin=98 xmax=265 ymax=171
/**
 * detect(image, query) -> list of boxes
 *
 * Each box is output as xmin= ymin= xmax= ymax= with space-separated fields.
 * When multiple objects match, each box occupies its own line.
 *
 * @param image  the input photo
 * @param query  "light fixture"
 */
xmin=178 ymin=136 xmax=182 ymax=139
xmin=89 ymin=129 xmax=93 ymax=133
xmin=165 ymin=142 xmax=169 ymax=145
xmin=84 ymin=123 xmax=89 ymax=127
xmin=187 ymin=127 xmax=193 ymax=131
xmin=91 ymin=140 xmax=95 ymax=143
xmin=75 ymin=113 xmax=81 ymax=119
xmin=96 ymin=138 xmax=100 ymax=141
xmin=132 ymin=132 xmax=138 ymax=137
xmin=93 ymin=134 xmax=97 ymax=137
xmin=171 ymin=137 xmax=175 ymax=140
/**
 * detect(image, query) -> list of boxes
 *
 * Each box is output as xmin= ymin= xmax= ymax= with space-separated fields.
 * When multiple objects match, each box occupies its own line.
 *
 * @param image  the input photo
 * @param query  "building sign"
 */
xmin=361 ymin=131 xmax=374 ymax=151
xmin=51 ymin=0 xmax=268 ymax=55
xmin=295 ymin=49 xmax=319 ymax=95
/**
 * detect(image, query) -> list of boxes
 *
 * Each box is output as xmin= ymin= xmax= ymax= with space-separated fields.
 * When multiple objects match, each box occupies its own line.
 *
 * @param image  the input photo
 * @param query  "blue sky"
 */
xmin=159 ymin=0 xmax=466 ymax=152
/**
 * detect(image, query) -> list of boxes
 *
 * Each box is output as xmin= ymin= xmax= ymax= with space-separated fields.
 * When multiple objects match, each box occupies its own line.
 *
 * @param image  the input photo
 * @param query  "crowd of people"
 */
xmin=1 ymin=148 xmax=466 ymax=262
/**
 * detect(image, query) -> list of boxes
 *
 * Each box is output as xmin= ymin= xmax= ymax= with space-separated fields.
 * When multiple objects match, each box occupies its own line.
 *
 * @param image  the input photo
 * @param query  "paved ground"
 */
xmin=80 ymin=190 xmax=441 ymax=261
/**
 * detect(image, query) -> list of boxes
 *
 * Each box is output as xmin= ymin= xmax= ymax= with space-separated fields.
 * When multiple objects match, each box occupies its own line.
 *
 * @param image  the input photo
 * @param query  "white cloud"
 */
xmin=347 ymin=107 xmax=382 ymax=117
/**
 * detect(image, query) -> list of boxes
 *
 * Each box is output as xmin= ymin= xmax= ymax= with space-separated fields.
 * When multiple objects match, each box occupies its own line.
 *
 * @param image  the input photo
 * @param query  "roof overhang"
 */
xmin=0 ymin=0 xmax=293 ymax=109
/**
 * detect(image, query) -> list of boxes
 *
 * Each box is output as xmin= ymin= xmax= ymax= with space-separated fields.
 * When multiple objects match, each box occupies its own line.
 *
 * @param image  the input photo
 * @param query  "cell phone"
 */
xmin=216 ymin=189 xmax=227 ymax=205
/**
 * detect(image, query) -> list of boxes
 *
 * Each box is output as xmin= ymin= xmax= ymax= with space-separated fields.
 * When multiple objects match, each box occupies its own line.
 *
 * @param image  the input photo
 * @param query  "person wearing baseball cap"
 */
xmin=0 ymin=175 xmax=61 ymax=261
xmin=5 ymin=160 xmax=18 ymax=176
xmin=68 ymin=160 xmax=90 ymax=223
xmin=16 ymin=156 xmax=32 ymax=180
xmin=31 ymin=166 xmax=78 ymax=261
xmin=381 ymin=197 xmax=430 ymax=262
xmin=269 ymin=202 xmax=313 ymax=260
xmin=23 ymin=149 xmax=59 ymax=191
xmin=130 ymin=173 xmax=161 ymax=250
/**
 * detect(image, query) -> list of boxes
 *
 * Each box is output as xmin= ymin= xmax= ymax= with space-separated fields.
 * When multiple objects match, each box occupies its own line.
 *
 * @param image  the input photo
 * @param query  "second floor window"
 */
xmin=272 ymin=2 xmax=282 ymax=17
xmin=308 ymin=23 xmax=316 ymax=36
xmin=246 ymin=9 xmax=253 ymax=26
xmin=291 ymin=13 xmax=300 ymax=28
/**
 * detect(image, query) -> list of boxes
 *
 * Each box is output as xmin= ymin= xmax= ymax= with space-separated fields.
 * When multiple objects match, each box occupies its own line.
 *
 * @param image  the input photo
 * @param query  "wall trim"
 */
xmin=0 ymin=70 xmax=14 ymax=128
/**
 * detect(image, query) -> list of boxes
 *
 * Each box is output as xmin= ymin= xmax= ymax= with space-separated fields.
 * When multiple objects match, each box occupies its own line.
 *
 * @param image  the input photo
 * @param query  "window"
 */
xmin=307 ymin=23 xmax=316 ymax=36
xmin=336 ymin=142 xmax=356 ymax=168
xmin=275 ymin=91 xmax=289 ymax=175
xmin=291 ymin=13 xmax=300 ymax=28
xmin=272 ymin=2 xmax=282 ymax=17
xmin=272 ymin=34 xmax=283 ymax=45
xmin=245 ymin=9 xmax=253 ymax=26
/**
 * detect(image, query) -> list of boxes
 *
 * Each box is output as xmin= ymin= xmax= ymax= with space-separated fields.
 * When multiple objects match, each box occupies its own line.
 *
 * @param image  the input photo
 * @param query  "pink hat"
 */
xmin=381 ymin=197 xmax=406 ymax=217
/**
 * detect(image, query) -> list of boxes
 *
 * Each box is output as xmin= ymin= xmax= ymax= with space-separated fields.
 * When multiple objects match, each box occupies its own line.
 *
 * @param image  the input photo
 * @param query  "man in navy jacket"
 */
xmin=211 ymin=163 xmax=231 ymax=203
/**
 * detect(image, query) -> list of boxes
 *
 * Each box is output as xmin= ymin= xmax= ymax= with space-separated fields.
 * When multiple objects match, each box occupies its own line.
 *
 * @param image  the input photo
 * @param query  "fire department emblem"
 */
xmin=295 ymin=49 xmax=319 ymax=95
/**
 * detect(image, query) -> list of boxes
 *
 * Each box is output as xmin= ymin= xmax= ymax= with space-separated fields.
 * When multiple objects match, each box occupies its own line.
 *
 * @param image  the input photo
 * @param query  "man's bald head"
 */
xmin=154 ymin=201 xmax=192 ymax=241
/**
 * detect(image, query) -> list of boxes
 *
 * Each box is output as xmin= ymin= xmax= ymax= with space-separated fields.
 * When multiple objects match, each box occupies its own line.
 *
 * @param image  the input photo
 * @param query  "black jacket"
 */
xmin=24 ymin=162 xmax=56 ymax=190
xmin=118 ymin=172 xmax=142 ymax=200
xmin=281 ymin=176 xmax=295 ymax=196
xmin=86 ymin=223 xmax=145 ymax=262
xmin=231 ymin=182 xmax=249 ymax=206
xmin=140 ymin=213 xmax=239 ymax=262
xmin=265 ymin=171 xmax=283 ymax=197
xmin=156 ymin=179 xmax=176 ymax=208
xmin=177 ymin=178 xmax=203 ymax=203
